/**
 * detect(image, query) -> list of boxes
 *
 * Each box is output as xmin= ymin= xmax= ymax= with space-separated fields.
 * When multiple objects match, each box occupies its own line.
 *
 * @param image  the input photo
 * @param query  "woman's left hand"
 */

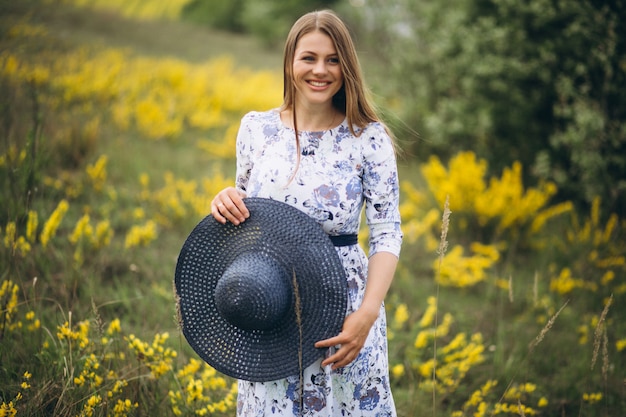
xmin=211 ymin=187 xmax=249 ymax=225
xmin=314 ymin=306 xmax=378 ymax=370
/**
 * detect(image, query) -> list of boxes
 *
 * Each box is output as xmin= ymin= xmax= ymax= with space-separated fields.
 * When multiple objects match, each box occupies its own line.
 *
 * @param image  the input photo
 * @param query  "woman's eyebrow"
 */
xmin=297 ymin=50 xmax=338 ymax=57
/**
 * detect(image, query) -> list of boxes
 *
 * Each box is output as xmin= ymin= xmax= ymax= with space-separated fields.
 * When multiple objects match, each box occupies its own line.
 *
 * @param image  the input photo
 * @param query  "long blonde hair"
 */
xmin=280 ymin=10 xmax=381 ymax=137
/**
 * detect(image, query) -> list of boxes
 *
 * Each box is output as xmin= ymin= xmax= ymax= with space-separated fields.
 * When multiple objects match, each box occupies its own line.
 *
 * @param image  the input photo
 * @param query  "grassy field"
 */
xmin=1 ymin=1 xmax=624 ymax=416
xmin=32 ymin=0 xmax=283 ymax=68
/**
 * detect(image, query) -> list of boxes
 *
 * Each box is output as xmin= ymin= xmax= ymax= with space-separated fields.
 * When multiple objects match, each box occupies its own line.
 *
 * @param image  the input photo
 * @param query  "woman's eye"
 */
xmin=328 ymin=57 xmax=340 ymax=64
xmin=302 ymin=56 xmax=315 ymax=61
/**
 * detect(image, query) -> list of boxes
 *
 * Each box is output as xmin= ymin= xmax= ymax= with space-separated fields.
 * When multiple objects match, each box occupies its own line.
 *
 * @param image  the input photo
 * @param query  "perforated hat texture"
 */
xmin=174 ymin=197 xmax=348 ymax=382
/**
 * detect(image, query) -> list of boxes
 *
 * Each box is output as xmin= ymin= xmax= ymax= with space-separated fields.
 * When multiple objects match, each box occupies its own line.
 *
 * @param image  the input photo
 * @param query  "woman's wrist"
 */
xmin=357 ymin=302 xmax=380 ymax=325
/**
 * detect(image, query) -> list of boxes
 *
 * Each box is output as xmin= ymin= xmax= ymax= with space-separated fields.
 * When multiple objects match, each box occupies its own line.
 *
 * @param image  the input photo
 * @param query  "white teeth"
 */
xmin=309 ymin=81 xmax=328 ymax=87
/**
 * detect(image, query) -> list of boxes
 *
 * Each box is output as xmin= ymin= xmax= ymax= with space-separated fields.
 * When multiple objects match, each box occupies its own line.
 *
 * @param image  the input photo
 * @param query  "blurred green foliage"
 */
xmin=346 ymin=0 xmax=626 ymax=213
xmin=181 ymin=0 xmax=246 ymax=32
xmin=181 ymin=0 xmax=340 ymax=46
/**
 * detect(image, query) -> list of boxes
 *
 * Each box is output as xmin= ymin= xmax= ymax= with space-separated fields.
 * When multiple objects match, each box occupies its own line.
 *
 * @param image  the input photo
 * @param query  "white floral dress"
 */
xmin=234 ymin=109 xmax=403 ymax=417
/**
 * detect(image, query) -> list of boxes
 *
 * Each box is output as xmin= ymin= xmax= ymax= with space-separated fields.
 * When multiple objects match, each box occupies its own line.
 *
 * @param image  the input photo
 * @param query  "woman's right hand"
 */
xmin=211 ymin=187 xmax=249 ymax=225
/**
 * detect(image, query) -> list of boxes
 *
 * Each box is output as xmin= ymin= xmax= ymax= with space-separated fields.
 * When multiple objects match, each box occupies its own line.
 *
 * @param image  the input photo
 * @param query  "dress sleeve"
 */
xmin=235 ymin=113 xmax=254 ymax=193
xmin=361 ymin=123 xmax=403 ymax=258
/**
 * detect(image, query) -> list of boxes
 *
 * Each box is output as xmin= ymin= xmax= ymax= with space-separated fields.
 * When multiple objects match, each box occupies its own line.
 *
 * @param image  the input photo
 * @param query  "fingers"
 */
xmin=319 ymin=337 xmax=360 ymax=369
xmin=316 ymin=333 xmax=361 ymax=370
xmin=321 ymin=343 xmax=360 ymax=370
xmin=315 ymin=310 xmax=376 ymax=370
xmin=211 ymin=187 xmax=249 ymax=225
xmin=315 ymin=334 xmax=341 ymax=349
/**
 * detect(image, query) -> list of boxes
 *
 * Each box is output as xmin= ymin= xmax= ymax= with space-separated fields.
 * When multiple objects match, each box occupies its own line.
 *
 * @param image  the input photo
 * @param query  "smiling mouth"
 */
xmin=308 ymin=81 xmax=330 ymax=87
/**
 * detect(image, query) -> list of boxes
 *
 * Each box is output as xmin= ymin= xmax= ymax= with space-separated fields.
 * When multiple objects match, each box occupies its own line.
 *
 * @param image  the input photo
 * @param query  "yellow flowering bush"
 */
xmin=548 ymin=197 xmax=626 ymax=298
xmin=421 ymin=151 xmax=573 ymax=245
xmin=435 ymin=242 xmax=500 ymax=287
xmin=2 ymin=222 xmax=31 ymax=257
xmin=58 ymin=0 xmax=193 ymax=21
xmin=451 ymin=380 xmax=548 ymax=417
xmin=0 ymin=280 xmax=237 ymax=416
xmin=40 ymin=49 xmax=281 ymax=140
xmin=0 ymin=280 xmax=20 ymax=335
xmin=169 ymin=358 xmax=238 ymax=416
xmin=124 ymin=220 xmax=158 ymax=249
xmin=391 ymin=296 xmax=486 ymax=395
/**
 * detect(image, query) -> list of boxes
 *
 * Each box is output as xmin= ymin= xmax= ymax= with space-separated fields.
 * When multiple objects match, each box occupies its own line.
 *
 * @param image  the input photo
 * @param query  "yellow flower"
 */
xmin=124 ymin=220 xmax=157 ymax=248
xmin=26 ymin=211 xmax=38 ymax=242
xmin=3 ymin=222 xmax=16 ymax=249
xmin=13 ymin=236 xmax=31 ymax=257
xmin=132 ymin=207 xmax=145 ymax=220
xmin=93 ymin=220 xmax=113 ymax=248
xmin=86 ymin=154 xmax=108 ymax=192
xmin=0 ymin=281 xmax=19 ymax=332
xmin=583 ymin=392 xmax=603 ymax=404
xmin=391 ymin=364 xmax=405 ymax=379
xmin=113 ymin=398 xmax=138 ymax=415
xmin=107 ymin=318 xmax=121 ymax=335
xmin=186 ymin=379 xmax=204 ymax=403
xmin=69 ymin=214 xmax=93 ymax=244
xmin=88 ymin=394 xmax=101 ymax=406
xmin=75 ymin=374 xmax=87 ymax=386
xmin=393 ymin=304 xmax=409 ymax=327
xmin=435 ymin=244 xmax=499 ymax=288
xmin=422 ymin=152 xmax=487 ymax=213
xmin=40 ymin=200 xmax=70 ymax=248
xmin=0 ymin=401 xmax=18 ymax=417
xmin=419 ymin=296 xmax=437 ymax=328
xmin=418 ymin=359 xmax=434 ymax=378
xmin=550 ymin=267 xmax=585 ymax=295
xmin=139 ymin=173 xmax=150 ymax=187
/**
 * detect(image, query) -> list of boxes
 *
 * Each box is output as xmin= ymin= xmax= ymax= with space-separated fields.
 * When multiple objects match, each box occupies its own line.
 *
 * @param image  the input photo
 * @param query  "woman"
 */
xmin=211 ymin=10 xmax=402 ymax=417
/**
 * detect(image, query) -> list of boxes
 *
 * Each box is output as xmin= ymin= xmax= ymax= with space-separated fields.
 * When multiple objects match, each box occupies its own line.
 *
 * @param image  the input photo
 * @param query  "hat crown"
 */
xmin=214 ymin=252 xmax=292 ymax=331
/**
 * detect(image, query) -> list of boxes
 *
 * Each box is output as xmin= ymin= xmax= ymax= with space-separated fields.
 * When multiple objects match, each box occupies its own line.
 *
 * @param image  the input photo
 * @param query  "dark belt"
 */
xmin=329 ymin=234 xmax=358 ymax=247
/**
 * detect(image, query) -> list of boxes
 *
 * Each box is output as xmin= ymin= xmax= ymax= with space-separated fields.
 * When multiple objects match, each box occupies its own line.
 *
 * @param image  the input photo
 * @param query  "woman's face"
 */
xmin=292 ymin=30 xmax=343 ymax=108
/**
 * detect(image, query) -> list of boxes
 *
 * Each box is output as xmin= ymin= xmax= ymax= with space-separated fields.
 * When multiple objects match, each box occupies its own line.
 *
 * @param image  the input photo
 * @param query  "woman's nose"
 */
xmin=312 ymin=60 xmax=327 ymax=75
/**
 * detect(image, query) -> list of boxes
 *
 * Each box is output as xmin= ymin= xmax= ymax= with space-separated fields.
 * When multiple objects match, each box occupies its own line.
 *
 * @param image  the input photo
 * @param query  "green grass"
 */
xmin=27 ymin=0 xmax=283 ymax=68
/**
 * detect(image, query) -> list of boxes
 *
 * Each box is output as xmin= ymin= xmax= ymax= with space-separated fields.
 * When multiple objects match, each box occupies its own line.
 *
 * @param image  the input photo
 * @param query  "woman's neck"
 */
xmin=282 ymin=104 xmax=342 ymax=132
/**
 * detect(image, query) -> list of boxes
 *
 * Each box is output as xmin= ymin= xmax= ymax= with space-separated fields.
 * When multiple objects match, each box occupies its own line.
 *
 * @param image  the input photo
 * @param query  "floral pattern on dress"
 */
xmin=234 ymin=110 xmax=402 ymax=416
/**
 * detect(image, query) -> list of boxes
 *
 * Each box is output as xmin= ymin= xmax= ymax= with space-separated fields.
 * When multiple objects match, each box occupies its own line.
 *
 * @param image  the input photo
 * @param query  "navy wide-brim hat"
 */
xmin=174 ymin=197 xmax=348 ymax=382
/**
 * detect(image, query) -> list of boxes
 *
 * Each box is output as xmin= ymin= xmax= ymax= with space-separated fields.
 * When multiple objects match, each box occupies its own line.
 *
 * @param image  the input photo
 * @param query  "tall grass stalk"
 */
xmin=528 ymin=300 xmax=568 ymax=352
xmin=432 ymin=195 xmax=451 ymax=416
xmin=591 ymin=294 xmax=612 ymax=371
xmin=532 ymin=271 xmax=538 ymax=307
xmin=601 ymin=329 xmax=609 ymax=383
xmin=292 ymin=268 xmax=304 ymax=414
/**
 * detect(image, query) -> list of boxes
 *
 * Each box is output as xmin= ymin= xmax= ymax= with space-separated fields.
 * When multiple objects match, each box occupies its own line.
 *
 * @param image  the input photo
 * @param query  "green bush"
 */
xmin=346 ymin=0 xmax=626 ymax=212
xmin=181 ymin=0 xmax=246 ymax=32
xmin=182 ymin=0 xmax=341 ymax=46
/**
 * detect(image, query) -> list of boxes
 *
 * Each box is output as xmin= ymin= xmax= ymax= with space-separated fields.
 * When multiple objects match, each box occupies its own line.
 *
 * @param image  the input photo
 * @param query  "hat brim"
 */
xmin=174 ymin=197 xmax=348 ymax=382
